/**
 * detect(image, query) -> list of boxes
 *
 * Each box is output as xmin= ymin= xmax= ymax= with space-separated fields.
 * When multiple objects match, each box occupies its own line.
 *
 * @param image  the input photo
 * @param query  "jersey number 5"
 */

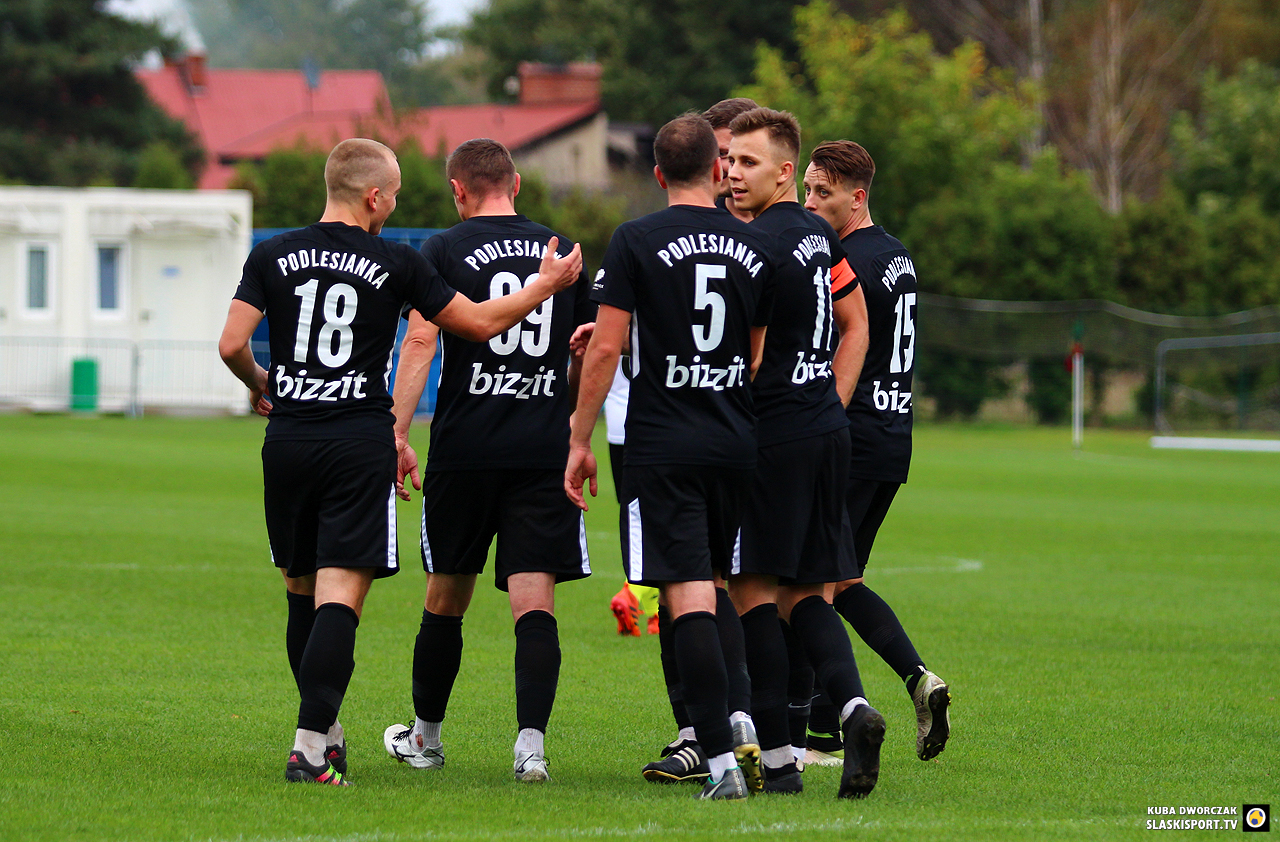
xmin=489 ymin=271 xmax=553 ymax=356
xmin=293 ymin=280 xmax=358 ymax=367
xmin=693 ymin=264 xmax=726 ymax=351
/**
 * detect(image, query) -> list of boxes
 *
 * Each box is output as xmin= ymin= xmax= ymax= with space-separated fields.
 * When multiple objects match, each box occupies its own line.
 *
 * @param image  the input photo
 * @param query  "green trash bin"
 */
xmin=71 ymin=357 xmax=98 ymax=412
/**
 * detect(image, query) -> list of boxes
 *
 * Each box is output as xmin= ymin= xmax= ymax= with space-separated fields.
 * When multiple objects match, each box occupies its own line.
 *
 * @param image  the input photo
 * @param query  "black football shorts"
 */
xmin=838 ymin=478 xmax=902 ymax=578
xmin=732 ymin=428 xmax=855 ymax=585
xmin=418 ymin=469 xmax=591 ymax=591
xmin=262 ymin=438 xmax=400 ymax=579
xmin=619 ymin=464 xmax=751 ymax=586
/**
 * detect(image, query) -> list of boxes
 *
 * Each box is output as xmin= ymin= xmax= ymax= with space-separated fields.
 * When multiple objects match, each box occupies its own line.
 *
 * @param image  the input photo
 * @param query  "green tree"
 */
xmin=901 ymin=152 xmax=1114 ymax=424
xmin=1115 ymin=189 xmax=1210 ymax=314
xmin=231 ymin=146 xmax=328 ymax=228
xmin=1171 ymin=60 xmax=1280 ymax=215
xmin=740 ymin=2 xmax=1038 ymax=235
xmin=0 ymin=0 xmax=202 ymax=186
xmin=133 ymin=142 xmax=196 ymax=189
xmin=390 ymin=140 xmax=456 ymax=228
xmin=465 ymin=0 xmax=801 ymax=125
xmin=1202 ymin=196 xmax=1280 ymax=313
xmin=902 ymin=152 xmax=1116 ymax=302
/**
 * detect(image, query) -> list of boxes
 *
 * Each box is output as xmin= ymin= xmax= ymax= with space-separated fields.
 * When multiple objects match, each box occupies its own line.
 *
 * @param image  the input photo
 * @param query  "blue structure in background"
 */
xmin=250 ymin=228 xmax=446 ymax=415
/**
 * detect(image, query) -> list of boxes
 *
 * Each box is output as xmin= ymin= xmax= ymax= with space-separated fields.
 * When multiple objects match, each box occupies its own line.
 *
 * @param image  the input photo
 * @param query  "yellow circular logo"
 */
xmin=1246 ymin=807 xmax=1267 ymax=829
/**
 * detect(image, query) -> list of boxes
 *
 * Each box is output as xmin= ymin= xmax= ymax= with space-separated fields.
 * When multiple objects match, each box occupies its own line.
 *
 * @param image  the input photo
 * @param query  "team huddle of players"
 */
xmin=217 ymin=95 xmax=949 ymax=800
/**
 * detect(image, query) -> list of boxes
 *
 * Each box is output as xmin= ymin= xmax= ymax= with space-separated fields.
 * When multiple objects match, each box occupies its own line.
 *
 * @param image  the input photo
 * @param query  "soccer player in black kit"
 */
xmin=217 ymin=138 xmax=582 ymax=785
xmin=565 ymin=113 xmax=775 ymax=801
xmin=379 ymin=139 xmax=594 ymax=782
xmin=803 ymin=139 xmax=951 ymax=762
xmin=724 ymin=108 xmax=884 ymax=798
xmin=635 ymin=95 xmax=763 ymax=790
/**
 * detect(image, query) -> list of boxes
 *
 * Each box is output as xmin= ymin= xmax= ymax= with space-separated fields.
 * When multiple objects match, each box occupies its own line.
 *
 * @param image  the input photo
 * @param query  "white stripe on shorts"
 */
xmin=627 ymin=498 xmax=643 ymax=582
xmin=578 ymin=513 xmax=591 ymax=575
xmin=730 ymin=528 xmax=742 ymax=576
xmin=386 ymin=484 xmax=398 ymax=570
xmin=420 ymin=502 xmax=433 ymax=572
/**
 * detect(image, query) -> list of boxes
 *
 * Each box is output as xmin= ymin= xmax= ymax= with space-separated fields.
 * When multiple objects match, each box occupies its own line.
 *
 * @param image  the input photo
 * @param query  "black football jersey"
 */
xmin=233 ymin=221 xmax=457 ymax=443
xmin=842 ymin=225 xmax=916 ymax=482
xmin=419 ymin=215 xmax=594 ymax=471
xmin=748 ymin=202 xmax=855 ymax=446
xmin=592 ymin=204 xmax=776 ymax=468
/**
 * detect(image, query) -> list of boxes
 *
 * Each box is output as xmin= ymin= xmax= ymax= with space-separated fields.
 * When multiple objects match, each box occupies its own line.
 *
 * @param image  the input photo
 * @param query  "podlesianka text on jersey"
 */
xmin=462 ymin=239 xmax=553 ymax=272
xmin=656 ymin=233 xmax=763 ymax=277
xmin=791 ymin=233 xmax=831 ymax=267
xmin=275 ymin=249 xmax=391 ymax=288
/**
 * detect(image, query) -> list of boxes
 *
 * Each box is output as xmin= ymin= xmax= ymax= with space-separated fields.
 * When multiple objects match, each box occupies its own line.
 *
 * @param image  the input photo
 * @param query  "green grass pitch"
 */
xmin=0 ymin=415 xmax=1275 ymax=841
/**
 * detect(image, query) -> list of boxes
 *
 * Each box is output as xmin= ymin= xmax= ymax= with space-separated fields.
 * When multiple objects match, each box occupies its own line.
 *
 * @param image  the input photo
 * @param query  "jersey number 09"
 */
xmin=489 ymin=271 xmax=553 ymax=357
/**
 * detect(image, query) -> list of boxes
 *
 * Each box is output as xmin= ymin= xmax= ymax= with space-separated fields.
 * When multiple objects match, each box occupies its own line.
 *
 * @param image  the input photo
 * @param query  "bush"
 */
xmin=230 ymin=145 xmax=328 ymax=229
xmin=1026 ymin=358 xmax=1072 ymax=425
xmin=902 ymin=151 xmax=1116 ymax=302
xmin=133 ymin=142 xmax=195 ymax=190
xmin=917 ymin=348 xmax=1007 ymax=420
xmin=1116 ymin=189 xmax=1210 ymax=314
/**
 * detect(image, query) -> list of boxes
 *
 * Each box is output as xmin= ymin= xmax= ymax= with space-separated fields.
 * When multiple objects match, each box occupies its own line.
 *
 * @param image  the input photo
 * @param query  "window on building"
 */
xmin=26 ymin=245 xmax=49 ymax=311
xmin=97 ymin=245 xmax=122 ymax=312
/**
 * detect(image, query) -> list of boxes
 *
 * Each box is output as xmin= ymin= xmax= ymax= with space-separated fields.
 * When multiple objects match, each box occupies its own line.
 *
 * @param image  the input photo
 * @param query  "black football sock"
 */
xmin=285 ymin=590 xmax=316 ymax=690
xmin=513 ymin=610 xmax=561 ymax=733
xmin=834 ymin=582 xmax=927 ymax=692
xmin=810 ymin=684 xmax=841 ymax=736
xmin=296 ymin=602 xmax=359 ymax=734
xmin=412 ymin=609 xmax=464 ymax=723
xmin=657 ymin=604 xmax=693 ymax=732
xmin=672 ymin=611 xmax=733 ymax=760
xmin=715 ymin=587 xmax=752 ymax=716
xmin=739 ymin=603 xmax=790 ymax=754
xmin=789 ymin=595 xmax=865 ymax=714
xmin=780 ymin=619 xmax=813 ymax=750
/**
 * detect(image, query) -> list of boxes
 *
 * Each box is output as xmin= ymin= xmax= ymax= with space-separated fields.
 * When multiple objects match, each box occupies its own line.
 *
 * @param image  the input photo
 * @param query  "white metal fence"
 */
xmin=0 ymin=336 xmax=267 ymax=414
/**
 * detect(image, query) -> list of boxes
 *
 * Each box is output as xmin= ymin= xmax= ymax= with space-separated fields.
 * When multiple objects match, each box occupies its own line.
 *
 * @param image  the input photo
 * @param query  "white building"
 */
xmin=0 ymin=186 xmax=253 ymax=413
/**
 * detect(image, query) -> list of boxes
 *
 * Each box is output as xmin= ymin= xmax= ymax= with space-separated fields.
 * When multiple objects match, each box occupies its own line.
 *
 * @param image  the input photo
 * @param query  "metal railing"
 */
xmin=0 ymin=336 xmax=254 ymax=414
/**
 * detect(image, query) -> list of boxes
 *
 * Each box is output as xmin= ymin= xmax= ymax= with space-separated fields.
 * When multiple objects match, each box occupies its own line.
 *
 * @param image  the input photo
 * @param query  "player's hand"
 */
xmin=569 ymin=322 xmax=595 ymax=360
xmin=249 ymin=390 xmax=272 ymax=416
xmin=539 ymin=236 xmax=584 ymax=293
xmin=564 ymin=444 xmax=598 ymax=511
xmin=396 ymin=439 xmax=421 ymax=501
xmin=249 ymin=368 xmax=272 ymax=416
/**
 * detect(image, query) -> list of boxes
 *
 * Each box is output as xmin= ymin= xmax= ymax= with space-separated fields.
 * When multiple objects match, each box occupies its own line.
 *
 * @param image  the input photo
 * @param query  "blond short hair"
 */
xmin=325 ymin=138 xmax=397 ymax=204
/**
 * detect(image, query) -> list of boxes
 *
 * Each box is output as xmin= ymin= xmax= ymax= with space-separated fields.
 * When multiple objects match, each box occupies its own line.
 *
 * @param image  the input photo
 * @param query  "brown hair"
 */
xmin=446 ymin=138 xmax=517 ymax=197
xmin=728 ymin=107 xmax=801 ymax=165
xmin=324 ymin=138 xmax=397 ymax=203
xmin=809 ymin=140 xmax=876 ymax=192
xmin=653 ymin=112 xmax=719 ymax=186
xmin=702 ymin=97 xmax=759 ymax=130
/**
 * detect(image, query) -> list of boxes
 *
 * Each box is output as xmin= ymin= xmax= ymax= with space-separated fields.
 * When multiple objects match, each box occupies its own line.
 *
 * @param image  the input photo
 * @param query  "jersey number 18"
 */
xmin=293 ymin=280 xmax=358 ymax=367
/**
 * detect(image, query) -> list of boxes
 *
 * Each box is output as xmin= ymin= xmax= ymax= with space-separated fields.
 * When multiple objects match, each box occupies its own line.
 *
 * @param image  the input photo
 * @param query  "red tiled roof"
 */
xmin=137 ymin=66 xmax=391 ymax=188
xmin=396 ymin=102 xmax=602 ymax=157
xmin=138 ymin=65 xmax=602 ymax=189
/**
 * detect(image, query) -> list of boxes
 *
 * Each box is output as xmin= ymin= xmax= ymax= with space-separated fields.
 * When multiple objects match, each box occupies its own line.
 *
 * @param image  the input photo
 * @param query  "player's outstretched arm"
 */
xmin=833 ymin=283 xmax=869 ymax=406
xmin=565 ymin=304 xmax=629 ymax=511
xmin=218 ymin=299 xmax=271 ymax=416
xmin=432 ymin=237 xmax=583 ymax=342
xmin=391 ymin=310 xmax=439 ymax=500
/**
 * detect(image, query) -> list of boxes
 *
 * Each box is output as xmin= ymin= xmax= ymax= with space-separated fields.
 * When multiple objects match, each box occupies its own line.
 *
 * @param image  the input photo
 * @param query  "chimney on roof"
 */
xmin=515 ymin=62 xmax=601 ymax=106
xmin=176 ymin=52 xmax=207 ymax=93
